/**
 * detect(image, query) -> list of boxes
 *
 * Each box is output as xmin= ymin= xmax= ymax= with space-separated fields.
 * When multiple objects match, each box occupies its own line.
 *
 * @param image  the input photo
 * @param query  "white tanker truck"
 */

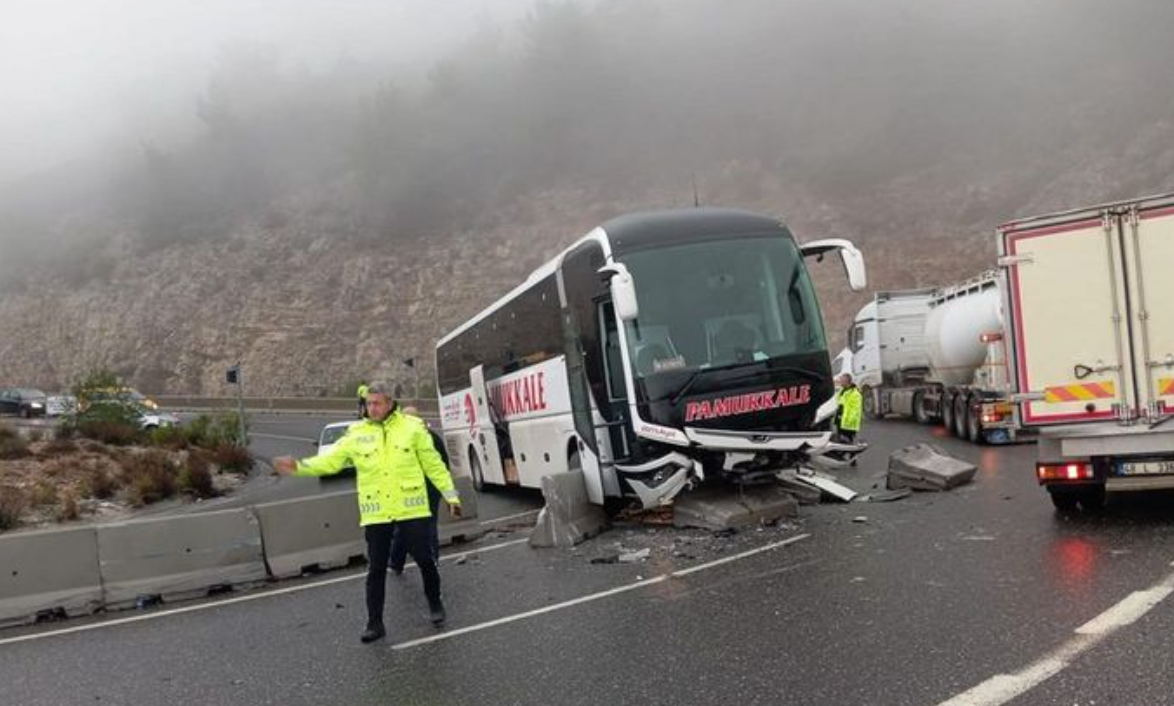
xmin=848 ymin=271 xmax=1023 ymax=444
xmin=852 ymin=191 xmax=1174 ymax=512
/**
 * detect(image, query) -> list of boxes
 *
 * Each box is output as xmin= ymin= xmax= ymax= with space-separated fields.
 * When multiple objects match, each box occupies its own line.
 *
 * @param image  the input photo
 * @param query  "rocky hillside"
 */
xmin=4 ymin=144 xmax=1174 ymax=396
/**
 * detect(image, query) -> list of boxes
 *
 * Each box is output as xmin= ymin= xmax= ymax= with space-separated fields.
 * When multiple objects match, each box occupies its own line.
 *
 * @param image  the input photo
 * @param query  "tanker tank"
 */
xmin=925 ymin=286 xmax=1003 ymax=387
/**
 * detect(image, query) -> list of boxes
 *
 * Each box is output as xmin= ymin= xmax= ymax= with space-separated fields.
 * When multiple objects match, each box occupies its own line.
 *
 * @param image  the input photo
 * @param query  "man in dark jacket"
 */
xmin=389 ymin=405 xmax=448 ymax=573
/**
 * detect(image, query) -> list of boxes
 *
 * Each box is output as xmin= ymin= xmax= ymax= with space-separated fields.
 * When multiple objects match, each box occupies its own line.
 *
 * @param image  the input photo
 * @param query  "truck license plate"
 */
xmin=1116 ymin=459 xmax=1174 ymax=476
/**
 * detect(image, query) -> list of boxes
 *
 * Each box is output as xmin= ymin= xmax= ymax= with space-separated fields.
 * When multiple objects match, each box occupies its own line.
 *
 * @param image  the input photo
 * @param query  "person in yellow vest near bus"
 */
xmin=273 ymin=382 xmax=461 ymax=644
xmin=357 ymin=381 xmax=370 ymax=419
xmin=835 ymin=373 xmax=864 ymax=443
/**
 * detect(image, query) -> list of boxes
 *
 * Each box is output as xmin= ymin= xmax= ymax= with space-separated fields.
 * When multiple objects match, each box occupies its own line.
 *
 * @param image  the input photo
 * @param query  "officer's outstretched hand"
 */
xmin=447 ymin=502 xmax=463 ymax=519
xmin=272 ymin=456 xmax=297 ymax=476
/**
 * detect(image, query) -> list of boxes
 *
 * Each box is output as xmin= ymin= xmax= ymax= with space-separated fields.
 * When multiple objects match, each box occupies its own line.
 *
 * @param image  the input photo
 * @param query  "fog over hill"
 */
xmin=2 ymin=0 xmax=1174 ymax=394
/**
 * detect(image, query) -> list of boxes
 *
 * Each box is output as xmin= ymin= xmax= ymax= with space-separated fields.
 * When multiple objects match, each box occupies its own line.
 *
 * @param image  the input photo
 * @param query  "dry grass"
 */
xmin=29 ymin=480 xmax=58 ymax=507
xmin=0 ymin=486 xmax=26 ymax=530
xmin=0 ymin=423 xmax=29 ymax=460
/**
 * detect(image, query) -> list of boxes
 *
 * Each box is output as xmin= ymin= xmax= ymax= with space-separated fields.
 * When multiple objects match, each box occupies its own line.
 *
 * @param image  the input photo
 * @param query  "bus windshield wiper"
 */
xmin=769 ymin=366 xmax=823 ymax=383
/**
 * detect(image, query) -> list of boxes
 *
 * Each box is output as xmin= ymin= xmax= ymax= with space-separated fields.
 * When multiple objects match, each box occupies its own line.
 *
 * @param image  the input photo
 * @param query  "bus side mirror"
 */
xmin=599 ymin=262 xmax=640 ymax=321
xmin=800 ymin=238 xmax=867 ymax=292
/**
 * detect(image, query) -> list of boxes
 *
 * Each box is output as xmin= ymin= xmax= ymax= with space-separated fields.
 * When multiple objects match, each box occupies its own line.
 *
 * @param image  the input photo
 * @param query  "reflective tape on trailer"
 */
xmin=1043 ymin=380 xmax=1116 ymax=404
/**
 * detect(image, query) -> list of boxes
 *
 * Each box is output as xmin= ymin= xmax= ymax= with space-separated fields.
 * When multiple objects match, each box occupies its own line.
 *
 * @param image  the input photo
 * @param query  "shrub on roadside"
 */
xmin=42 ymin=437 xmax=80 ymax=455
xmin=56 ymin=491 xmax=80 ymax=521
xmin=148 ymin=425 xmax=188 ymax=450
xmin=211 ymin=443 xmax=254 ymax=474
xmin=184 ymin=412 xmax=246 ymax=449
xmin=0 ymin=423 xmax=29 ymax=460
xmin=75 ymin=402 xmax=142 ymax=446
xmin=178 ymin=452 xmax=217 ymax=499
xmin=85 ymin=466 xmax=119 ymax=500
xmin=0 ymin=487 xmax=26 ymax=530
xmin=28 ymin=429 xmax=43 ymax=443
xmin=30 ymin=480 xmax=58 ymax=507
xmin=121 ymin=450 xmax=178 ymax=506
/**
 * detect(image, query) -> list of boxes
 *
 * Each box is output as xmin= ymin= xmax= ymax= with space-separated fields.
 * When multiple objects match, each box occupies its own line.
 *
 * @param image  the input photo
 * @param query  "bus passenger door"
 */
xmin=599 ymin=301 xmax=635 ymax=463
xmin=468 ymin=365 xmax=507 ymax=487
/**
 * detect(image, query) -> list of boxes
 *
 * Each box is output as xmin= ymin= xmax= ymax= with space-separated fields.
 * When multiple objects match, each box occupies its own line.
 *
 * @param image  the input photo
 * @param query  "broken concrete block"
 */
xmin=887 ymin=444 xmax=977 ymax=491
xmin=673 ymin=486 xmax=798 ymax=531
xmin=529 ymin=471 xmax=608 ymax=549
xmin=618 ymin=548 xmax=650 ymax=563
xmin=774 ymin=474 xmax=823 ymax=505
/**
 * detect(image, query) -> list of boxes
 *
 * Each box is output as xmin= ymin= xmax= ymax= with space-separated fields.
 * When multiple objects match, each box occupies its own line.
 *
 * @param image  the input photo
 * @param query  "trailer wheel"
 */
xmin=1048 ymin=489 xmax=1079 ymax=513
xmin=952 ymin=394 xmax=969 ymax=438
xmin=1079 ymin=486 xmax=1106 ymax=512
xmin=966 ymin=398 xmax=985 ymax=444
xmin=913 ymin=392 xmax=932 ymax=425
xmin=941 ymin=392 xmax=955 ymax=434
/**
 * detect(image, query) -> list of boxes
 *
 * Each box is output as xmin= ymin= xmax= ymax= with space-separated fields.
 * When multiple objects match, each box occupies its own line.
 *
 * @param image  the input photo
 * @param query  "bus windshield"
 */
xmin=620 ymin=234 xmax=827 ymax=384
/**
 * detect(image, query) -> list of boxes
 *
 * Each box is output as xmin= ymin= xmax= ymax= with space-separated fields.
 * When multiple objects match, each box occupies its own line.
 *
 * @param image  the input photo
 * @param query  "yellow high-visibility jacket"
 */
xmin=357 ymin=383 xmax=370 ymax=400
xmin=837 ymin=385 xmax=863 ymax=433
xmin=294 ymin=409 xmax=459 ymax=525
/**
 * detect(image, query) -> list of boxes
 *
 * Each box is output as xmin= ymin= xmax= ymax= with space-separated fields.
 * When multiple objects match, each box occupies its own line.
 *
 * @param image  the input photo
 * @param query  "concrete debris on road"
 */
xmin=857 ymin=488 xmax=912 ymax=503
xmin=672 ymin=486 xmax=798 ymax=532
xmin=618 ymin=548 xmax=651 ymax=563
xmin=886 ymin=443 xmax=977 ymax=491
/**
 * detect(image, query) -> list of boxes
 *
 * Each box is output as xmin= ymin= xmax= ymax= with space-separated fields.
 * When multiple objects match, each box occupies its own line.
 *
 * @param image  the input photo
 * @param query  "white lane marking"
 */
xmin=1076 ymin=586 xmax=1174 ymax=635
xmin=0 ymin=538 xmax=529 ymax=648
xmin=479 ymin=509 xmax=540 ymax=527
xmin=935 ymin=568 xmax=1174 ymax=706
xmin=249 ymin=432 xmax=317 ymax=443
xmin=392 ymin=533 xmax=811 ymax=651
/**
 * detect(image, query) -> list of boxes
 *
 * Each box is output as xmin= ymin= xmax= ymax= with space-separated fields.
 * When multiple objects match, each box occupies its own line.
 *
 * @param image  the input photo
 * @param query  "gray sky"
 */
xmin=0 ymin=0 xmax=530 ymax=180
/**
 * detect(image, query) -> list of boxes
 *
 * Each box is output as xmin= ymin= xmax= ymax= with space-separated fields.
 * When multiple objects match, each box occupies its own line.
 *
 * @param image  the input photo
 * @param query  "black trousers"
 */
xmin=389 ymin=490 xmax=441 ymax=569
xmin=364 ymin=520 xmax=441 ymax=627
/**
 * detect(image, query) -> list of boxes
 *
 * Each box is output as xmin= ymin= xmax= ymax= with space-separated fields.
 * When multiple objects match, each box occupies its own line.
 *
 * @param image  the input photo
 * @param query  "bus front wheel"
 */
xmin=469 ymin=450 xmax=487 ymax=493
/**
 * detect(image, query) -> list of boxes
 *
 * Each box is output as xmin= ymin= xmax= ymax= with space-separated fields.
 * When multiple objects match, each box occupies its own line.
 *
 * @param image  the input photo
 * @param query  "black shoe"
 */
xmin=429 ymin=601 xmax=446 ymax=627
xmin=360 ymin=624 xmax=386 ymax=643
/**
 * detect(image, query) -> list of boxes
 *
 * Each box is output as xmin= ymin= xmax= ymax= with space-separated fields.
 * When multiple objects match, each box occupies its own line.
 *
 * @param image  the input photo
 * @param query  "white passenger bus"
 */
xmin=435 ymin=208 xmax=865 ymax=509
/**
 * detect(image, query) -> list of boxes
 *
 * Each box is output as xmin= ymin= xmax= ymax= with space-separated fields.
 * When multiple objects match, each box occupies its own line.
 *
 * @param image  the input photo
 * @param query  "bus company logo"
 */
xmin=463 ymin=393 xmax=477 ymax=433
xmin=684 ymin=385 xmax=812 ymax=423
xmin=488 ymin=371 xmax=547 ymax=419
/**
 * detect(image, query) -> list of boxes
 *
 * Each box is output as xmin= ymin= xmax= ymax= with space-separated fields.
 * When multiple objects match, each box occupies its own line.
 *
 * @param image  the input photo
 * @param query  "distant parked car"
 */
xmin=316 ymin=420 xmax=358 ymax=479
xmin=139 ymin=410 xmax=180 ymax=431
xmin=79 ymin=386 xmax=159 ymax=412
xmin=46 ymin=394 xmax=78 ymax=417
xmin=0 ymin=388 xmax=48 ymax=417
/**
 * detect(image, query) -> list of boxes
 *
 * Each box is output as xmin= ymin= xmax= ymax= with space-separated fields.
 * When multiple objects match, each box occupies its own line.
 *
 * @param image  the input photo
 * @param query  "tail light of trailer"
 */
xmin=1036 ymin=462 xmax=1094 ymax=483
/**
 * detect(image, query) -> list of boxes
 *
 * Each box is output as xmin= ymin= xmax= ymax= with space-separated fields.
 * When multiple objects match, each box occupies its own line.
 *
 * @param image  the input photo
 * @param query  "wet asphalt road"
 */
xmin=5 ymin=419 xmax=1174 ymax=706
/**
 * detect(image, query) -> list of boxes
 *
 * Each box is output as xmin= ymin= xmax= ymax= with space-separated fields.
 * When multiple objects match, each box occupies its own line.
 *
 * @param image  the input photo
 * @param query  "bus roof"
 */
xmin=434 ymin=208 xmax=792 ymax=350
xmin=602 ymin=207 xmax=790 ymax=256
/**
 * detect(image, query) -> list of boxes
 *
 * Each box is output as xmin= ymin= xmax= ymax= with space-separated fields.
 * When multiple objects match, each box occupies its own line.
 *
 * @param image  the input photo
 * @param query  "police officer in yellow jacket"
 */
xmin=835 ymin=373 xmax=864 ymax=442
xmin=274 ymin=382 xmax=460 ymax=643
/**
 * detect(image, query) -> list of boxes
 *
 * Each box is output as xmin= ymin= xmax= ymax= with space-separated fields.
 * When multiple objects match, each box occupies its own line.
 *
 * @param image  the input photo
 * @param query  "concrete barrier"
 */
xmin=887 ymin=443 xmax=977 ymax=491
xmin=0 ymin=526 xmax=103 ymax=627
xmin=438 ymin=475 xmax=485 ymax=546
xmin=530 ymin=471 xmax=608 ymax=549
xmin=254 ymin=492 xmax=366 ymax=579
xmin=97 ymin=508 xmax=268 ymax=609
